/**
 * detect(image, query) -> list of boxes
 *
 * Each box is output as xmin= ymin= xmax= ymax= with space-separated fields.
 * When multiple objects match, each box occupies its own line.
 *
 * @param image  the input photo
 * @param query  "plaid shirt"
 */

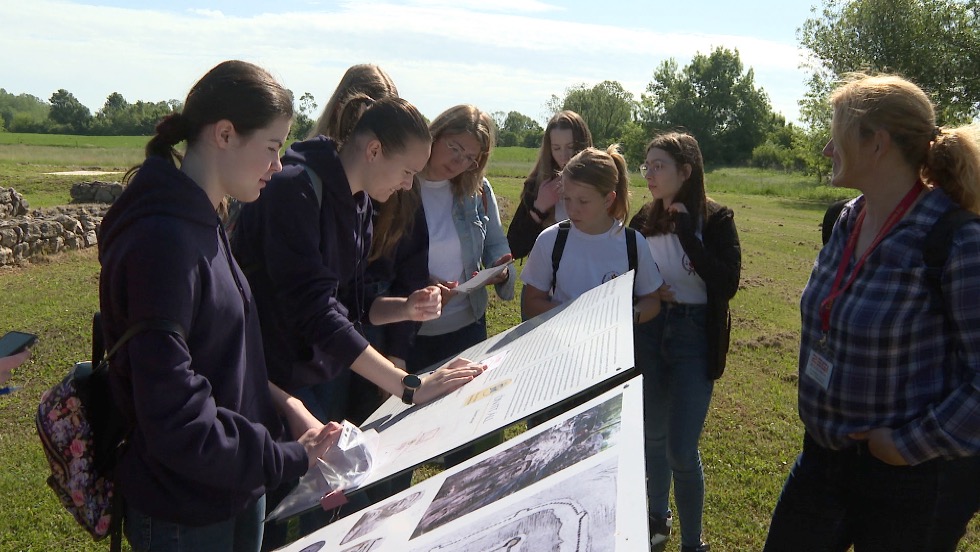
xmin=798 ymin=189 xmax=980 ymax=464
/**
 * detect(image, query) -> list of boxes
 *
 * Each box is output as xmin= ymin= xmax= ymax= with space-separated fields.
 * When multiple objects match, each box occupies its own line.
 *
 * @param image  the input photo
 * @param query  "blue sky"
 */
xmin=1 ymin=0 xmax=820 ymax=125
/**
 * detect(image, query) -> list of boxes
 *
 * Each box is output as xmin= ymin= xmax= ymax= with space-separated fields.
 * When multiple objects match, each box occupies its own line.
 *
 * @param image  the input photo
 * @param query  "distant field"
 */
xmin=0 ymin=133 xmax=149 ymax=148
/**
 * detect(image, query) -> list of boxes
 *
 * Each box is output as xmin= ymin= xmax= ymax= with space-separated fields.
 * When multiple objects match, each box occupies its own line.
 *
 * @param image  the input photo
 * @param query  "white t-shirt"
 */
xmin=521 ymin=220 xmax=664 ymax=305
xmin=645 ymin=233 xmax=707 ymax=304
xmin=554 ymin=196 xmax=568 ymax=223
xmin=420 ymin=178 xmax=468 ymax=319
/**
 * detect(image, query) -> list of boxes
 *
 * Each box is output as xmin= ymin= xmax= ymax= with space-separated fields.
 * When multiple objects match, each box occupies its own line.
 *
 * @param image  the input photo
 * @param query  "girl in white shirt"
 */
xmin=521 ymin=145 xmax=663 ymax=321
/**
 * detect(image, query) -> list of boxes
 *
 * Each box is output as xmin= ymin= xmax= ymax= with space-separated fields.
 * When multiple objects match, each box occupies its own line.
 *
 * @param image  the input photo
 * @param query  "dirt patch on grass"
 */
xmin=735 ymin=330 xmax=798 ymax=351
xmin=43 ymin=170 xmax=122 ymax=176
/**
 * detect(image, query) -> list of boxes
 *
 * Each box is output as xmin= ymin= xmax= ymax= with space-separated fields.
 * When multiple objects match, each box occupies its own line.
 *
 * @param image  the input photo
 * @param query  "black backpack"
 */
xmin=822 ymin=200 xmax=979 ymax=302
xmin=550 ymin=220 xmax=639 ymax=294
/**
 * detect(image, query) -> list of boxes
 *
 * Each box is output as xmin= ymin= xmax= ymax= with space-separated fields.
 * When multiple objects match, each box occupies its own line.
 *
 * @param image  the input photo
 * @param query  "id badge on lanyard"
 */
xmin=805 ymin=337 xmax=834 ymax=391
xmin=809 ymin=182 xmax=924 ymax=392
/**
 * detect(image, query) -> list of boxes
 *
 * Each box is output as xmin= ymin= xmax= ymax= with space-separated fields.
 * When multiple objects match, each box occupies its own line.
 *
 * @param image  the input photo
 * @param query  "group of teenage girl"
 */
xmin=96 ymin=57 xmax=978 ymax=552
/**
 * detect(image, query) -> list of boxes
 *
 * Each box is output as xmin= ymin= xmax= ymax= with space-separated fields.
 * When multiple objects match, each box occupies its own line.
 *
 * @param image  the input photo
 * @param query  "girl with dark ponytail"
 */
xmin=231 ymin=91 xmax=486 ymax=430
xmin=99 ymin=60 xmax=341 ymax=552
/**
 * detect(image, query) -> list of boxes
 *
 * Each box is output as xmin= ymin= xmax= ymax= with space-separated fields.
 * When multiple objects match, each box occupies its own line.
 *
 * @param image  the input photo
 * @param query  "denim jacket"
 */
xmin=419 ymin=178 xmax=515 ymax=335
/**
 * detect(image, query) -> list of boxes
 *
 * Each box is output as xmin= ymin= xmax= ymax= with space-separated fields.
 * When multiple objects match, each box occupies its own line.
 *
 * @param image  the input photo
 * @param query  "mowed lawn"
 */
xmin=0 ymin=139 xmax=976 ymax=551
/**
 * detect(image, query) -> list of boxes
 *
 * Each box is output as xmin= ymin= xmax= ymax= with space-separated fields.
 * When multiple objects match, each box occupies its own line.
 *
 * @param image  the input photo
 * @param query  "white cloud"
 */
xmin=186 ymin=8 xmax=225 ymax=18
xmin=0 ymin=0 xmax=808 ymax=122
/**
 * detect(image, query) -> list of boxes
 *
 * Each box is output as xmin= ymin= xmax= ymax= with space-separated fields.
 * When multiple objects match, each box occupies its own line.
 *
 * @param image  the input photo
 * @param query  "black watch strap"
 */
xmin=529 ymin=204 xmax=548 ymax=221
xmin=401 ymin=374 xmax=422 ymax=405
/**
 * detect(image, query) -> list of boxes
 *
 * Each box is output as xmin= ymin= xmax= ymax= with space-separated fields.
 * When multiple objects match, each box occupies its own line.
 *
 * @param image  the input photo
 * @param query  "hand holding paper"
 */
xmin=405 ymin=285 xmax=443 ymax=321
xmin=454 ymin=256 xmax=514 ymax=296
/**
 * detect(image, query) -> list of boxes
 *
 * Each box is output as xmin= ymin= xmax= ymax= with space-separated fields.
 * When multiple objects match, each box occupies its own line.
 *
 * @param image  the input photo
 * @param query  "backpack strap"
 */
xmin=91 ymin=312 xmax=104 ymax=368
xmin=94 ymin=316 xmax=184 ymax=552
xmin=923 ymin=207 xmax=979 ymax=302
xmin=625 ymin=227 xmax=638 ymax=273
xmin=300 ymin=164 xmax=323 ymax=207
xmin=104 ymin=319 xmax=186 ymax=362
xmin=822 ymin=199 xmax=850 ymax=245
xmin=550 ymin=220 xmax=571 ymax=294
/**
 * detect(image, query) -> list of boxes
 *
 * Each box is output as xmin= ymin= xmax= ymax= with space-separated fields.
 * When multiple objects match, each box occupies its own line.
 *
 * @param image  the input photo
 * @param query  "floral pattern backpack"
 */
xmin=36 ymin=315 xmax=183 ymax=550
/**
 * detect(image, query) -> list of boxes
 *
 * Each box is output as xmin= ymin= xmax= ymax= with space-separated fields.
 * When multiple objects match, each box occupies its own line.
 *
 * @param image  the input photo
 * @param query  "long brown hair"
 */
xmin=310 ymin=64 xmax=421 ymax=261
xmin=531 ymin=110 xmax=593 ymax=187
xmin=427 ymin=105 xmax=496 ymax=199
xmin=639 ymin=132 xmax=707 ymax=236
xmin=308 ymin=64 xmax=398 ymax=141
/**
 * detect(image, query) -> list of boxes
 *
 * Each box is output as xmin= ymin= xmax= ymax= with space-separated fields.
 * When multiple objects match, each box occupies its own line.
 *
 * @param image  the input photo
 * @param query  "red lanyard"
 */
xmin=819 ymin=181 xmax=925 ymax=334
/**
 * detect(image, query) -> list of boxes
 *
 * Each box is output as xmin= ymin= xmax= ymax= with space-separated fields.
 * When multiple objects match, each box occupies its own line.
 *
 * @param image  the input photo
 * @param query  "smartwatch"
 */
xmin=401 ymin=374 xmax=422 ymax=405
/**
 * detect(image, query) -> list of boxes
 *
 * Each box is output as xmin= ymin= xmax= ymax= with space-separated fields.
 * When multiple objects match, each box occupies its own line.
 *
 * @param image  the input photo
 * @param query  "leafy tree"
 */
xmin=497 ymin=111 xmax=543 ymax=148
xmin=490 ymin=111 xmax=507 ymax=140
xmin=640 ymin=47 xmax=774 ymax=165
xmin=9 ymin=112 xmax=51 ymax=133
xmin=0 ymin=88 xmax=49 ymax=130
xmin=549 ymin=80 xmax=635 ymax=148
xmin=48 ymin=89 xmax=91 ymax=133
xmin=101 ymin=92 xmax=128 ymax=118
xmin=800 ymin=0 xmax=980 ymax=125
xmin=617 ymin=120 xmax=650 ymax=168
xmin=290 ymin=91 xmax=317 ymax=140
xmin=89 ymin=93 xmax=174 ymax=135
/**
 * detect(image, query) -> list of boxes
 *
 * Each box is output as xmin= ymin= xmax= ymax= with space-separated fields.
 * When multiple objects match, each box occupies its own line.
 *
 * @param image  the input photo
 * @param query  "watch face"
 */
xmin=403 ymin=374 xmax=422 ymax=389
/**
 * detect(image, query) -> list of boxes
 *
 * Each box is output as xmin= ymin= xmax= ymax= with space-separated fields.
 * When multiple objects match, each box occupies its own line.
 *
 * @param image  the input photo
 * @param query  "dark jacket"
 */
xmin=630 ymin=200 xmax=741 ymax=379
xmin=362 ymin=202 xmax=430 ymax=360
xmin=507 ymin=174 xmax=552 ymax=260
xmin=232 ymin=137 xmax=373 ymax=393
xmin=98 ymin=156 xmax=307 ymax=526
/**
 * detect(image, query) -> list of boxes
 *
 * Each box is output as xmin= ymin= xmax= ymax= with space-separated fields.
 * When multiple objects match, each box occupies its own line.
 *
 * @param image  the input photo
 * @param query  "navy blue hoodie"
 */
xmin=98 ymin=156 xmax=308 ymax=525
xmin=232 ymin=137 xmax=373 ymax=393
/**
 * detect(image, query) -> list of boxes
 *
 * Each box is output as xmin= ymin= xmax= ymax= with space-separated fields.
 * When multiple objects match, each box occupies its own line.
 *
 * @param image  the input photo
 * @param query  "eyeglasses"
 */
xmin=444 ymin=139 xmax=480 ymax=171
xmin=640 ymin=160 xmax=676 ymax=177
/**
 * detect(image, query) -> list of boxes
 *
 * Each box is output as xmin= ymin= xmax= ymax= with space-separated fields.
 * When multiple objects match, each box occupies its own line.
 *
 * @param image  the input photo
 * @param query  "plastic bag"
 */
xmin=316 ymin=420 xmax=378 ymax=490
xmin=265 ymin=420 xmax=379 ymax=522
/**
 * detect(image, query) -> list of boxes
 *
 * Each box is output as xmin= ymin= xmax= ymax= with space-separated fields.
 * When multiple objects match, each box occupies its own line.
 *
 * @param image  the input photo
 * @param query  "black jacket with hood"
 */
xmin=99 ymin=156 xmax=307 ymax=525
xmin=232 ymin=137 xmax=374 ymax=393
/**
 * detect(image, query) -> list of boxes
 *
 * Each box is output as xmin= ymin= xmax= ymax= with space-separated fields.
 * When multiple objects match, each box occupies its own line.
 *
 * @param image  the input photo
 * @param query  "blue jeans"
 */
xmin=635 ymin=303 xmax=713 ymax=547
xmin=125 ymin=496 xmax=265 ymax=552
xmin=764 ymin=433 xmax=980 ymax=552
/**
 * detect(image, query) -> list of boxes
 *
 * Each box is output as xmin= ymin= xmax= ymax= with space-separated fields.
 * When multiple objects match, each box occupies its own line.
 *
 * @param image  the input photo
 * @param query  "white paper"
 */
xmin=270 ymin=273 xmax=637 ymax=519
xmin=450 ymin=261 xmax=513 ymax=295
xmin=360 ymin=271 xmax=636 ymax=487
xmin=275 ymin=381 xmax=648 ymax=551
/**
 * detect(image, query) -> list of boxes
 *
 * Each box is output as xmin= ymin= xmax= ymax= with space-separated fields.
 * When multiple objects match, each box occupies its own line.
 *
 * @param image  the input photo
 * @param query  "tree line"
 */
xmin=2 ymin=0 xmax=977 ymax=178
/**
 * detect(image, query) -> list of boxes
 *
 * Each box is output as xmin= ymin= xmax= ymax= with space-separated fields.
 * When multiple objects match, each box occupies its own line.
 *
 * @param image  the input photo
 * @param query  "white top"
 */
xmin=645 ymin=232 xmax=707 ymax=304
xmin=420 ymin=178 xmax=468 ymax=320
xmin=521 ymin=220 xmax=664 ymax=304
xmin=554 ymin=196 xmax=568 ymax=223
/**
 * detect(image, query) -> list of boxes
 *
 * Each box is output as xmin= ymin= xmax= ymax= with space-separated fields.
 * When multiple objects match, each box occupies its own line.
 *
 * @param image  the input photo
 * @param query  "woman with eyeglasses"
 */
xmin=232 ymin=95 xmax=487 ymax=428
xmin=628 ymin=131 xmax=741 ymax=552
xmin=507 ymin=110 xmax=593 ymax=260
xmin=407 ymin=104 xmax=515 ymax=376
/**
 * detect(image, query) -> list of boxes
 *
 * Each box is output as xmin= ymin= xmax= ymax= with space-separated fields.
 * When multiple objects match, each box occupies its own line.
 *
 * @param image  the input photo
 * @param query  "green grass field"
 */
xmin=0 ymin=134 xmax=976 ymax=551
